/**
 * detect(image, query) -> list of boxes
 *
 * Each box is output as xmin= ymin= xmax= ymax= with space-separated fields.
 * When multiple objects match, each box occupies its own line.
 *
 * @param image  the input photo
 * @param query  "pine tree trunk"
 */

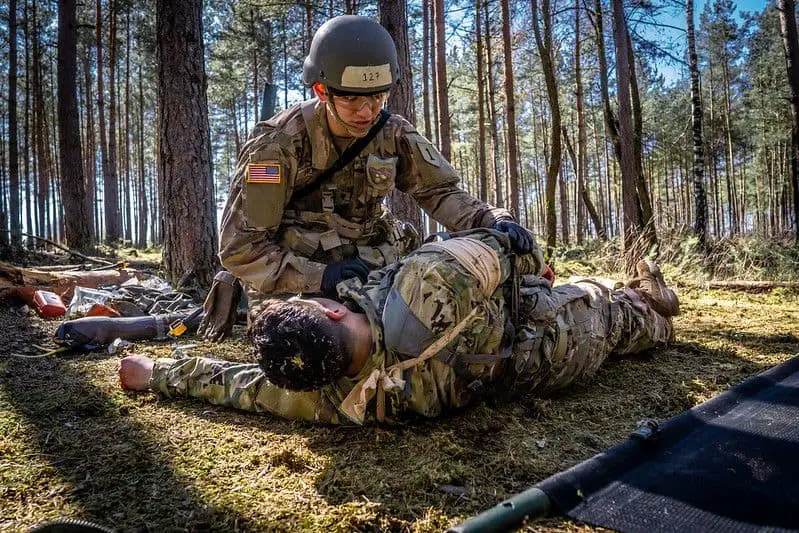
xmin=380 ymin=0 xmax=424 ymax=237
xmin=433 ymin=0 xmax=451 ymax=160
xmin=475 ymin=0 xmax=488 ymax=203
xmin=574 ymin=0 xmax=604 ymax=240
xmin=8 ymin=0 xmax=21 ymax=250
xmin=106 ymin=0 xmax=121 ymax=242
xmin=137 ymin=64 xmax=148 ymax=248
xmin=24 ymin=0 xmax=34 ymax=248
xmin=250 ymin=9 xmax=258 ymax=124
xmin=124 ymin=11 xmax=132 ymax=243
xmin=563 ymin=127 xmax=604 ymax=238
xmin=33 ymin=4 xmax=51 ymax=241
xmin=57 ymin=0 xmax=91 ymax=252
xmin=97 ymin=0 xmax=111 ymax=242
xmin=592 ymin=0 xmax=622 ymax=169
xmin=722 ymin=60 xmax=738 ymax=234
xmin=500 ymin=0 xmax=521 ymax=217
xmin=687 ymin=0 xmax=708 ymax=248
xmin=304 ymin=0 xmax=312 ymax=101
xmin=157 ymin=0 xmax=219 ymax=292
xmin=484 ymin=1 xmax=502 ymax=208
xmin=627 ymin=29 xmax=653 ymax=237
xmin=532 ymin=0 xmax=561 ymax=254
xmin=422 ymin=0 xmax=432 ymax=141
xmin=82 ymin=42 xmax=97 ymax=242
xmin=559 ymin=167 xmax=569 ymax=243
xmin=779 ymin=0 xmax=799 ymax=243
xmin=610 ymin=0 xmax=638 ymax=258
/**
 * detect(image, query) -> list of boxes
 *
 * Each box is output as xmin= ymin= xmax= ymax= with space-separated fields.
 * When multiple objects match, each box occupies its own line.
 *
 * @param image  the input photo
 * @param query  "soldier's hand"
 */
xmin=198 ymin=270 xmax=243 ymax=342
xmin=493 ymin=220 xmax=534 ymax=254
xmin=321 ymin=258 xmax=370 ymax=300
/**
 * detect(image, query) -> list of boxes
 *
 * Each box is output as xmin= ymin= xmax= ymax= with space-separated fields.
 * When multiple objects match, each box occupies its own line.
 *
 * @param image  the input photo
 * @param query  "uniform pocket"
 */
xmin=365 ymin=154 xmax=397 ymax=197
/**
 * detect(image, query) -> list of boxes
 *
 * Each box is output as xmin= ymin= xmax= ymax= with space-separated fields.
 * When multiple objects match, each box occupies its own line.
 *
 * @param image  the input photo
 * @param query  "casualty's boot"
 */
xmin=631 ymin=260 xmax=680 ymax=317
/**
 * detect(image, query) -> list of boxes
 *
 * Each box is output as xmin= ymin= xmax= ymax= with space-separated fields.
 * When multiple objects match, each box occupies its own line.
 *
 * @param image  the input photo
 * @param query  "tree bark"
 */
xmin=32 ymin=3 xmax=52 ymax=241
xmin=123 ymin=11 xmax=133 ymax=243
xmin=687 ymin=0 xmax=708 ymax=248
xmin=137 ymin=63 xmax=148 ymax=248
xmin=475 ymin=0 xmax=488 ymax=203
xmin=58 ymin=0 xmax=91 ymax=252
xmin=779 ymin=0 xmax=799 ymax=243
xmin=157 ymin=0 xmax=219 ymax=292
xmin=563 ymin=127 xmax=604 ymax=238
xmin=627 ymin=29 xmax=653 ymax=236
xmin=8 ymin=0 xmax=21 ymax=250
xmin=380 ymin=0 xmax=424 ymax=236
xmin=433 ymin=0 xmax=451 ymax=160
xmin=82 ymin=39 xmax=97 ymax=242
xmin=484 ymin=0 xmax=502 ymax=207
xmin=500 ymin=0 xmax=521 ymax=217
xmin=422 ymin=0 xmax=432 ymax=141
xmin=610 ymin=0 xmax=639 ymax=258
xmin=106 ymin=0 xmax=121 ymax=243
xmin=23 ymin=0 xmax=34 ymax=248
xmin=532 ymin=0 xmax=561 ymax=254
xmin=96 ymin=0 xmax=111 ymax=242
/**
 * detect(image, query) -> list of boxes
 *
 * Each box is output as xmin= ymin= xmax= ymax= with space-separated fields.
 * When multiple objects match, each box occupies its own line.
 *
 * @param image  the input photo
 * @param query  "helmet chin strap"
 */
xmin=326 ymin=94 xmax=379 ymax=138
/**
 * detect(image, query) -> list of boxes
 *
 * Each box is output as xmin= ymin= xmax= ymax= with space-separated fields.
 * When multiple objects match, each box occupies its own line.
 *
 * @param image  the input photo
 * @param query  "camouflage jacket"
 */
xmin=218 ymin=99 xmax=513 ymax=296
xmin=150 ymin=227 xmax=674 ymax=424
xmin=151 ymin=229 xmax=547 ymax=425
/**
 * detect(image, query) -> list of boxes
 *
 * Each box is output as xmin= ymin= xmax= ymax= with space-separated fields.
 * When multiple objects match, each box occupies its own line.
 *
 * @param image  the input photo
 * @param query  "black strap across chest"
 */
xmin=293 ymin=109 xmax=391 ymax=201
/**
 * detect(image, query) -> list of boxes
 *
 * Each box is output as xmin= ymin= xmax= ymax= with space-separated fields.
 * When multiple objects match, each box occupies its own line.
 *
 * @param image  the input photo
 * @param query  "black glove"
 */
xmin=493 ymin=220 xmax=534 ymax=254
xmin=197 ymin=270 xmax=243 ymax=342
xmin=321 ymin=258 xmax=370 ymax=300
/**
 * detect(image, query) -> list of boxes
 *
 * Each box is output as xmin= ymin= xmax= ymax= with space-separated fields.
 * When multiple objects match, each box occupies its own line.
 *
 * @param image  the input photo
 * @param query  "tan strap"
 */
xmin=421 ymin=238 xmax=502 ymax=297
xmin=339 ymin=307 xmax=480 ymax=424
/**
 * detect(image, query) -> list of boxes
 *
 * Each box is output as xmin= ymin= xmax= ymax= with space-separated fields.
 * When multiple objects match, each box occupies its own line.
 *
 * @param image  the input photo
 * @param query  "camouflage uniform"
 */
xmin=151 ymin=230 xmax=674 ymax=425
xmin=218 ymin=99 xmax=512 ymax=302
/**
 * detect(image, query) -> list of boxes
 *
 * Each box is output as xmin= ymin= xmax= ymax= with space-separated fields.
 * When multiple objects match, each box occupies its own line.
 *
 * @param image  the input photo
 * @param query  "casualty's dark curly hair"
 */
xmin=248 ymin=298 xmax=351 ymax=391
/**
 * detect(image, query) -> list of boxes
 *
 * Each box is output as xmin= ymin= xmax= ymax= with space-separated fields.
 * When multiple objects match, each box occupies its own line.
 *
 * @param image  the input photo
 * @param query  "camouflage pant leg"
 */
xmin=606 ymin=287 xmax=673 ymax=355
xmin=509 ymin=282 xmax=672 ymax=394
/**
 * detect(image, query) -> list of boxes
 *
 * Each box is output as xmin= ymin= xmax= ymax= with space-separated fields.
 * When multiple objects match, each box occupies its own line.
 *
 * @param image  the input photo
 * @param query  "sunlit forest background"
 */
xmin=0 ymin=0 xmax=796 ymax=287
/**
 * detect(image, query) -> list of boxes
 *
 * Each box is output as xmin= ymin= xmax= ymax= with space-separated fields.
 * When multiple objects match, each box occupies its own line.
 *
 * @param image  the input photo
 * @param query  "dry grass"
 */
xmin=1 ymin=270 xmax=798 ymax=532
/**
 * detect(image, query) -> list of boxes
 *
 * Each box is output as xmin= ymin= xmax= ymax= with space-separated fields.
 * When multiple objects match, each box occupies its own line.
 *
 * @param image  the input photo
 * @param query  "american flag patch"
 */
xmin=247 ymin=162 xmax=282 ymax=184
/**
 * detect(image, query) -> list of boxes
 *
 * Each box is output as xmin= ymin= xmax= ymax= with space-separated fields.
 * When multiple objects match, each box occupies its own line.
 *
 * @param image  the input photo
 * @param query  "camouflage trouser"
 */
xmin=509 ymin=279 xmax=672 ymax=393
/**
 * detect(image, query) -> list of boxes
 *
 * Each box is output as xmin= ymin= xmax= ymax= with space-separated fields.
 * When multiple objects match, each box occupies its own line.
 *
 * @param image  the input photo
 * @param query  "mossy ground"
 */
xmin=1 ymin=269 xmax=797 ymax=532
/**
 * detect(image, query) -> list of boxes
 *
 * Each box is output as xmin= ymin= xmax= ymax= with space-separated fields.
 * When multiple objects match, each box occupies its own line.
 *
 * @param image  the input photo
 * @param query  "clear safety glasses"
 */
xmin=330 ymin=91 xmax=389 ymax=113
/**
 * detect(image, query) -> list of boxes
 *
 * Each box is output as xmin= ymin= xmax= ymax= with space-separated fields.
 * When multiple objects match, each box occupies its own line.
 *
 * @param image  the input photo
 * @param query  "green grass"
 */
xmin=1 ymin=248 xmax=798 ymax=532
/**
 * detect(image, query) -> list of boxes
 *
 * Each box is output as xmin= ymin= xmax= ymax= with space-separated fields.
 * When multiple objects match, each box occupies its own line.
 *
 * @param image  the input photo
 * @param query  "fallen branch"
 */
xmin=687 ymin=280 xmax=799 ymax=292
xmin=1 ymin=231 xmax=114 ymax=266
xmin=0 ymin=262 xmax=148 ymax=302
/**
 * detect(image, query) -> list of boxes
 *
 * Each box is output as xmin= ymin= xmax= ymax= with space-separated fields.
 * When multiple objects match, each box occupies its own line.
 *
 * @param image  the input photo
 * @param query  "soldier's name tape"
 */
xmin=247 ymin=162 xmax=282 ymax=184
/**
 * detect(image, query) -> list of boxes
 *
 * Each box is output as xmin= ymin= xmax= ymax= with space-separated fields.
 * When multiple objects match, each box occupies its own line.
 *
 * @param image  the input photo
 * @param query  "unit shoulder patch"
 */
xmin=247 ymin=162 xmax=282 ymax=184
xmin=409 ymin=134 xmax=442 ymax=168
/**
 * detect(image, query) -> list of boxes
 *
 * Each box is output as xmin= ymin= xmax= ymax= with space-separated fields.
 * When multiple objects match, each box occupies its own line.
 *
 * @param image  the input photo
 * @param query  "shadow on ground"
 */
xmin=0 ymin=307 xmax=254 ymax=532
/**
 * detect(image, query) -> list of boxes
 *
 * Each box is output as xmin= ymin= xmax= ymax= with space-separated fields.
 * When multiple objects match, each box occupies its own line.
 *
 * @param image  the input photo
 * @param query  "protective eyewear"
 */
xmin=330 ymin=91 xmax=389 ymax=112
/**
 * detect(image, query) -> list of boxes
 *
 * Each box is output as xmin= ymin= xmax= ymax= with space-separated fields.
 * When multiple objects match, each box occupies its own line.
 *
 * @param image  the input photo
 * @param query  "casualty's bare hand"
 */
xmin=119 ymin=354 xmax=155 ymax=391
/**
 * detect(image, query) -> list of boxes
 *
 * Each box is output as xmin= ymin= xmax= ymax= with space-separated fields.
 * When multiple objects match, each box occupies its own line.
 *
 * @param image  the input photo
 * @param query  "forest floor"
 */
xmin=1 ymin=261 xmax=798 ymax=532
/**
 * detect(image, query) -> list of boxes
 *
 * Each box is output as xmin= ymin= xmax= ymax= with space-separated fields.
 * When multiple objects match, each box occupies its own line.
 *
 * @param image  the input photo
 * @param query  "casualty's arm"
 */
xmin=148 ymin=356 xmax=340 ymax=424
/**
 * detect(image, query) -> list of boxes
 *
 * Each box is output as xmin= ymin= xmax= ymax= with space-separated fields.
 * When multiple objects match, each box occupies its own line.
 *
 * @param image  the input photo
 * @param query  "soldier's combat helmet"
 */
xmin=302 ymin=15 xmax=399 ymax=95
